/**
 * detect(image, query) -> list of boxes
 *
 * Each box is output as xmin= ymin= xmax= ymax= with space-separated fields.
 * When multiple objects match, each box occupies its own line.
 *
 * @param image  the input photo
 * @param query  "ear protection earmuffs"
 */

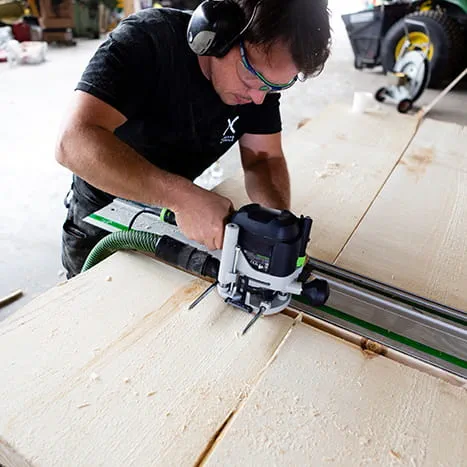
xmin=187 ymin=0 xmax=260 ymax=58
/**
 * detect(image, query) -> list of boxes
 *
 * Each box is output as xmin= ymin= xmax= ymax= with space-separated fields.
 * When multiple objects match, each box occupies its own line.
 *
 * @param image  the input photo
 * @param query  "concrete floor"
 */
xmin=1 ymin=2 xmax=466 ymax=317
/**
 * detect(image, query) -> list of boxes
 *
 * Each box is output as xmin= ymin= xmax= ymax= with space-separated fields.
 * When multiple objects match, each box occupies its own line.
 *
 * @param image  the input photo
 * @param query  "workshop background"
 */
xmin=1 ymin=0 xmax=466 ymax=316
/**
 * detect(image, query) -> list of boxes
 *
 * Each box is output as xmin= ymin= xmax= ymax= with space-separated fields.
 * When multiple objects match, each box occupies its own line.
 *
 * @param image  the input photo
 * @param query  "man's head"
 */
xmin=195 ymin=0 xmax=332 ymax=106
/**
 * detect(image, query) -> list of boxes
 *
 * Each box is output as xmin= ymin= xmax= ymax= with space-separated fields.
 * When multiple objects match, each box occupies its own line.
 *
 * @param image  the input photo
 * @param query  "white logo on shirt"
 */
xmin=221 ymin=116 xmax=239 ymax=143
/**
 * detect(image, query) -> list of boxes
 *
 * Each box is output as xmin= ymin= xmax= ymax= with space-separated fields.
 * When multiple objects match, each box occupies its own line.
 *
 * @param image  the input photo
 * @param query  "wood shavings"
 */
xmin=123 ymin=378 xmax=131 ymax=384
xmin=315 ymin=161 xmax=343 ymax=180
xmin=147 ymin=391 xmax=156 ymax=397
xmin=390 ymin=449 xmax=402 ymax=459
xmin=77 ymin=403 xmax=90 ymax=409
xmin=359 ymin=437 xmax=370 ymax=446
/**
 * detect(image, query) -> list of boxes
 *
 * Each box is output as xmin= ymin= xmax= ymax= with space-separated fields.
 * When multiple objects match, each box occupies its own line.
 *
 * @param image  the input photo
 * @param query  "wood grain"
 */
xmin=204 ymin=322 xmax=467 ymax=466
xmin=2 ymin=108 xmax=466 ymax=466
xmin=215 ymin=104 xmax=418 ymax=262
xmin=336 ymin=118 xmax=467 ymax=310
xmin=0 ymin=252 xmax=294 ymax=467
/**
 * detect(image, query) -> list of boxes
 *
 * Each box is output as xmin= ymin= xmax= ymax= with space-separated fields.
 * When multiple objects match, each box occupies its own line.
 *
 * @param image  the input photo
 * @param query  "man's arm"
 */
xmin=239 ymin=132 xmax=291 ymax=210
xmin=56 ymin=91 xmax=232 ymax=250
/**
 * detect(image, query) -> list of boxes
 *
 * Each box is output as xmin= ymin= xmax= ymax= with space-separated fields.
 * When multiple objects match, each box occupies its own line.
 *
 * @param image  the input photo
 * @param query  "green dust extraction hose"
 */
xmin=81 ymin=231 xmax=159 ymax=273
xmin=81 ymin=230 xmax=220 ymax=279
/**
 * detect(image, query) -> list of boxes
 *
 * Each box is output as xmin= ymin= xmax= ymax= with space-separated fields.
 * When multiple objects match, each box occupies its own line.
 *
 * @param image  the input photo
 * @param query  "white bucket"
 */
xmin=351 ymin=91 xmax=378 ymax=113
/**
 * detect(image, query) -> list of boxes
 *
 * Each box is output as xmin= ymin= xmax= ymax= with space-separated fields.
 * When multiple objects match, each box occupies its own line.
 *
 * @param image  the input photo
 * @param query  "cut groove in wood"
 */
xmin=194 ymin=410 xmax=236 ymax=467
xmin=336 ymin=118 xmax=467 ymax=310
xmin=215 ymin=104 xmax=418 ymax=263
xmin=0 ymin=253 xmax=296 ymax=466
xmin=203 ymin=322 xmax=467 ymax=466
xmin=332 ymin=119 xmax=419 ymax=264
xmin=283 ymin=308 xmax=467 ymax=386
xmin=198 ymin=313 xmax=303 ymax=466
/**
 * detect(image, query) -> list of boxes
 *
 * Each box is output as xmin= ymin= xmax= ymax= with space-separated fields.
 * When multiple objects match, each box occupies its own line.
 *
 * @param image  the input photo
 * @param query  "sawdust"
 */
xmin=315 ymin=161 xmax=343 ymax=179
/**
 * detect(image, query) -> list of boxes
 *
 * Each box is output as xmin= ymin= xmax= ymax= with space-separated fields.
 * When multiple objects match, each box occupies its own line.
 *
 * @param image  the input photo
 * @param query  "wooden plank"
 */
xmin=0 ymin=252 xmax=294 ymax=467
xmin=336 ymin=118 xmax=467 ymax=310
xmin=2 ymin=109 xmax=466 ymax=466
xmin=215 ymin=104 xmax=418 ymax=262
xmin=203 ymin=322 xmax=467 ymax=466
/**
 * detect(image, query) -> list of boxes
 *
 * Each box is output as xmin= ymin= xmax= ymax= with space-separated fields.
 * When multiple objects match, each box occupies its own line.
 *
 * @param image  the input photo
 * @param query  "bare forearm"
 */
xmin=56 ymin=125 xmax=196 ymax=210
xmin=244 ymin=157 xmax=291 ymax=210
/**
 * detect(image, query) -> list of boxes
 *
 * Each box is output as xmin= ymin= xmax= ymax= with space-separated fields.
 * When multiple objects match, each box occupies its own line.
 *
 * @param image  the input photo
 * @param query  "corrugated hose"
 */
xmin=81 ymin=231 xmax=159 ymax=272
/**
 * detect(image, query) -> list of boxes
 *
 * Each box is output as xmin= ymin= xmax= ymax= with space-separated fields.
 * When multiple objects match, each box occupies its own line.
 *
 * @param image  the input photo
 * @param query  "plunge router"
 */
xmin=189 ymin=204 xmax=329 ymax=334
xmin=84 ymin=198 xmax=467 ymax=378
xmin=84 ymin=202 xmax=330 ymax=335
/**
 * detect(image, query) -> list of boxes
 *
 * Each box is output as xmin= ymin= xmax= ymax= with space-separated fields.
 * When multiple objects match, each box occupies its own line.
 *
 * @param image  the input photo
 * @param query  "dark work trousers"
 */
xmin=61 ymin=183 xmax=109 ymax=279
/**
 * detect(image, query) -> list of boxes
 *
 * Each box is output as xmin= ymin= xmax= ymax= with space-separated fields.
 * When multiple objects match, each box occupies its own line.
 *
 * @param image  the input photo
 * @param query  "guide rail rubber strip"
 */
xmin=291 ymin=259 xmax=467 ymax=379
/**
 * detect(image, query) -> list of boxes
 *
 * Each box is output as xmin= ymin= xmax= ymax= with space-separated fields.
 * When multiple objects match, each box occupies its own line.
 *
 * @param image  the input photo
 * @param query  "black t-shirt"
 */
xmin=73 ymin=8 xmax=282 ymax=206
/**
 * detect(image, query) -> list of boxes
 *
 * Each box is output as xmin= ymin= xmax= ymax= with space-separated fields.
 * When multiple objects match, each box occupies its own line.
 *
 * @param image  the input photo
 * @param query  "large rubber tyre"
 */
xmin=381 ymin=10 xmax=465 ymax=88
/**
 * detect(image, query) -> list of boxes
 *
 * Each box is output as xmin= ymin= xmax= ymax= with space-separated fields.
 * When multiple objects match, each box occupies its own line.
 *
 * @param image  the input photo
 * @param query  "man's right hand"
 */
xmin=172 ymin=188 xmax=234 ymax=251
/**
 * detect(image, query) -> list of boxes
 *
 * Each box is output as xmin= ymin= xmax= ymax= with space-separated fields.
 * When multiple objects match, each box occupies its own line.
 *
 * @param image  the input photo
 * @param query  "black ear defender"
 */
xmin=187 ymin=0 xmax=260 ymax=58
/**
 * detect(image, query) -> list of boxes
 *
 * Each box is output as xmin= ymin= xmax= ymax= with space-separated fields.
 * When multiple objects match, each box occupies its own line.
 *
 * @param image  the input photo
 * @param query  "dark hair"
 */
xmin=237 ymin=0 xmax=332 ymax=78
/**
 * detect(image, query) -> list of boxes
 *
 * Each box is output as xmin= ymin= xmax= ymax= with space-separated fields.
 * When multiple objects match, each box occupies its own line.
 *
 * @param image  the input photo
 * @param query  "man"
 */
xmin=56 ymin=0 xmax=331 ymax=278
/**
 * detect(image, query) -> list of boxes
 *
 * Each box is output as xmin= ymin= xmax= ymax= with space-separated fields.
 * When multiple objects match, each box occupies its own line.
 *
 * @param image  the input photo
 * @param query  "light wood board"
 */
xmin=0 ymin=252 xmax=294 ymax=467
xmin=2 ymin=107 xmax=467 ymax=466
xmin=2 ymin=253 xmax=465 ymax=466
xmin=336 ymin=118 xmax=467 ymax=311
xmin=215 ymin=104 xmax=418 ymax=262
xmin=204 ymin=321 xmax=467 ymax=466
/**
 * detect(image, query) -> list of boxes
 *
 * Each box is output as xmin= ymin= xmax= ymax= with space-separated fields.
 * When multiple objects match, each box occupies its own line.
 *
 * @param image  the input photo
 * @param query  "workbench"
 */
xmin=1 ymin=104 xmax=466 ymax=466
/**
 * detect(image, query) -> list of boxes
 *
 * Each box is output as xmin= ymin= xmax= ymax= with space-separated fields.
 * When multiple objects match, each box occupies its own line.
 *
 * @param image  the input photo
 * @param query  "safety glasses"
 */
xmin=238 ymin=40 xmax=298 ymax=92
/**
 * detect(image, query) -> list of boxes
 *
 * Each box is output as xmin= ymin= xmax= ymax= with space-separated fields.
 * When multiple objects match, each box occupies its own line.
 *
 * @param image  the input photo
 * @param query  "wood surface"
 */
xmin=203 ymin=322 xmax=467 ymax=466
xmin=2 ymin=106 xmax=467 ymax=465
xmin=336 ymin=118 xmax=467 ymax=310
xmin=0 ymin=252 xmax=294 ymax=467
xmin=215 ymin=104 xmax=418 ymax=262
xmin=1 ymin=253 xmax=465 ymax=466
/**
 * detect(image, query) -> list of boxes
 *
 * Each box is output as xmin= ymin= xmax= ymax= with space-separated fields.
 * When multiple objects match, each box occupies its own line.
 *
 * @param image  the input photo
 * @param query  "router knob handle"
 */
xmin=302 ymin=279 xmax=330 ymax=306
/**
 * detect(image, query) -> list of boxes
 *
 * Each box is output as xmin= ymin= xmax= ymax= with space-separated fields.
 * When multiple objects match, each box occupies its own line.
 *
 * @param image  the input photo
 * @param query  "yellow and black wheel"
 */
xmin=381 ymin=10 xmax=465 ymax=88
